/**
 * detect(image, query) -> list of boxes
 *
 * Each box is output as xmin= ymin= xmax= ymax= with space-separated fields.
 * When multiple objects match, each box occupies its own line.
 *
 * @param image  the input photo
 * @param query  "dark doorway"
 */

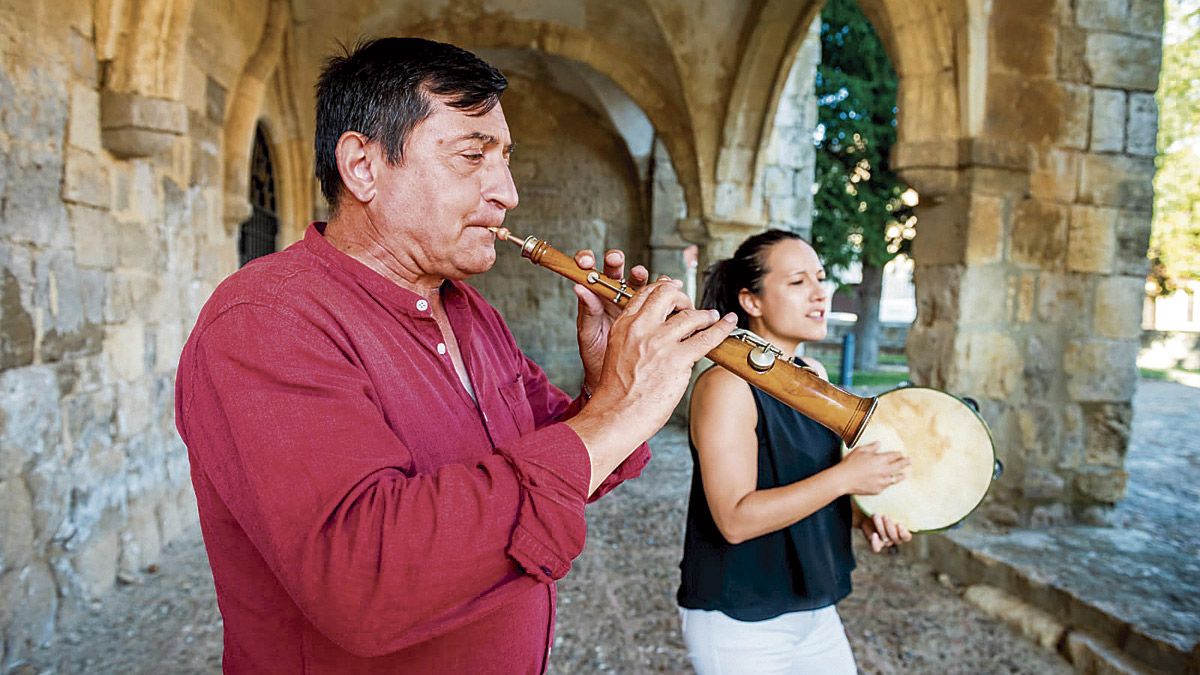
xmin=238 ymin=126 xmax=279 ymax=266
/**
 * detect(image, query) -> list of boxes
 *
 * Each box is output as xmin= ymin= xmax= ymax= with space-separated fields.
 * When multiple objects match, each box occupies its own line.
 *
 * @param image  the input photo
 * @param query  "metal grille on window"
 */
xmin=238 ymin=127 xmax=279 ymax=267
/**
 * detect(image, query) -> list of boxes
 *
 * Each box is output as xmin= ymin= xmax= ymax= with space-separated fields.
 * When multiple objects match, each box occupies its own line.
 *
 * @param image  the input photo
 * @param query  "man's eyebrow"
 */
xmin=456 ymin=132 xmax=499 ymax=145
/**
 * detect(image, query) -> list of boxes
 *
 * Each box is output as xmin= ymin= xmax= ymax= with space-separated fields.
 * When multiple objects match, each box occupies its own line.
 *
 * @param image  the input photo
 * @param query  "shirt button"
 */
xmin=415 ymin=299 xmax=429 ymax=311
xmin=437 ymin=343 xmax=447 ymax=355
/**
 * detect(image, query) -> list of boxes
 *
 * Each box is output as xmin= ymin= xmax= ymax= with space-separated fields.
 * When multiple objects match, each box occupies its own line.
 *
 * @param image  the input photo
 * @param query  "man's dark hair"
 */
xmin=315 ymin=37 xmax=508 ymax=211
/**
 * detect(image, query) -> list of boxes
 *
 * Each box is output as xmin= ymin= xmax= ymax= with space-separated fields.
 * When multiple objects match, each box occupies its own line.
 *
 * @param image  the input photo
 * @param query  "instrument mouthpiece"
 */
xmin=489 ymin=227 xmax=528 ymax=249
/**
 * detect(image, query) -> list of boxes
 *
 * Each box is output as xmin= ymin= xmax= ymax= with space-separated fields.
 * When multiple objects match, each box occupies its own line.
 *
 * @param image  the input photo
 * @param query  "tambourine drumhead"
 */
xmin=844 ymin=387 xmax=995 ymax=533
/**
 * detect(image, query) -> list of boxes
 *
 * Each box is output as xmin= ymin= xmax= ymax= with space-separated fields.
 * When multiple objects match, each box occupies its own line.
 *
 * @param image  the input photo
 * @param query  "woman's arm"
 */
xmin=690 ymin=367 xmax=908 ymax=544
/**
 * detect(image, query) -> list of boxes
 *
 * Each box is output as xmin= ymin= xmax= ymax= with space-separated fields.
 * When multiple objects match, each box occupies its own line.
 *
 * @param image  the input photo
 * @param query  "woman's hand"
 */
xmin=836 ymin=441 xmax=910 ymax=495
xmin=860 ymin=512 xmax=912 ymax=553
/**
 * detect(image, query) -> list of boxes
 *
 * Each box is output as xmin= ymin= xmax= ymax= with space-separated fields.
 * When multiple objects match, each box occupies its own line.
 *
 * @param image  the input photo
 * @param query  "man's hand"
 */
xmin=571 ymin=249 xmax=650 ymax=393
xmin=565 ymin=278 xmax=737 ymax=493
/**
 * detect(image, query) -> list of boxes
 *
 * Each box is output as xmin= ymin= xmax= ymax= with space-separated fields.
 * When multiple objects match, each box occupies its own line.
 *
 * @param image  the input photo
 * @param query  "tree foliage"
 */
xmin=811 ymin=0 xmax=913 ymax=280
xmin=1151 ymin=0 xmax=1200 ymax=294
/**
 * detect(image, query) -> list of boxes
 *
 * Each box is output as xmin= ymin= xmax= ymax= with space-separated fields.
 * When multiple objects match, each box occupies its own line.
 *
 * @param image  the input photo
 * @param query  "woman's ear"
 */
xmin=738 ymin=288 xmax=762 ymax=318
xmin=335 ymin=131 xmax=377 ymax=204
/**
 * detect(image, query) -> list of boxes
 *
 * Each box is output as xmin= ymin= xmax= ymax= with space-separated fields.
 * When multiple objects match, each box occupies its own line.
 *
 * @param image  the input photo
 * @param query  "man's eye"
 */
xmin=461 ymin=152 xmax=485 ymax=163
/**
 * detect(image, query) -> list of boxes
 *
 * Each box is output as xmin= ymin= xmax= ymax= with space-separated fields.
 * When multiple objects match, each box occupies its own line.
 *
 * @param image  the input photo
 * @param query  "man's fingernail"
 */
xmin=722 ymin=312 xmax=738 ymax=323
xmin=709 ymin=309 xmax=720 ymax=320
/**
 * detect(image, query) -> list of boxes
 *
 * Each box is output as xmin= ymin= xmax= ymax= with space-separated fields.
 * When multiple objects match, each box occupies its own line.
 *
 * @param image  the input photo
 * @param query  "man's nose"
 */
xmin=483 ymin=162 xmax=519 ymax=211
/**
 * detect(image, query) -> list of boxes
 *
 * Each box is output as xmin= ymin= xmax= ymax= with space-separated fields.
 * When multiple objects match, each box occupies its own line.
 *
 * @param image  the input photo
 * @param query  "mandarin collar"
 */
xmin=303 ymin=222 xmax=470 ymax=317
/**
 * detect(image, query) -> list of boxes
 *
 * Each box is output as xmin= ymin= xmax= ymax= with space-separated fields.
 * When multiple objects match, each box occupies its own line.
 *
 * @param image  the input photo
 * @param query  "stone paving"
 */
xmin=928 ymin=379 xmax=1200 ymax=673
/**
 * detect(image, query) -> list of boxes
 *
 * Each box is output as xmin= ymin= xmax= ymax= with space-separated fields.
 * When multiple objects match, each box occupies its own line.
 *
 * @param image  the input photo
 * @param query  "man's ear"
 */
xmin=738 ymin=288 xmax=762 ymax=318
xmin=335 ymin=131 xmax=377 ymax=204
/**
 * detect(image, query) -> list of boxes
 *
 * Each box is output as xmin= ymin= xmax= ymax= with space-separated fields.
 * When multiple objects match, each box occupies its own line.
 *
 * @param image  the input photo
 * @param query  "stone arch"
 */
xmin=710 ymin=0 xmax=823 ymax=226
xmin=221 ymin=0 xmax=290 ymax=231
xmin=713 ymin=0 xmax=970 ymax=229
xmin=857 ymin=0 xmax=972 ymax=195
xmin=94 ymin=0 xmax=196 ymax=98
xmin=362 ymin=16 xmax=703 ymax=222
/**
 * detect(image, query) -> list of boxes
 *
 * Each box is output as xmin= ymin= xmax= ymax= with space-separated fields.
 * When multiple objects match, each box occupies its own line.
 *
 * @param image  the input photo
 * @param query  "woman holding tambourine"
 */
xmin=676 ymin=230 xmax=910 ymax=674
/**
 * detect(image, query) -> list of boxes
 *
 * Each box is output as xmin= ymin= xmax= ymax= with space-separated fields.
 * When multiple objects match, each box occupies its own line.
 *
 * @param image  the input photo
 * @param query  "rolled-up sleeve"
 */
xmin=514 ymin=352 xmax=652 ymax=503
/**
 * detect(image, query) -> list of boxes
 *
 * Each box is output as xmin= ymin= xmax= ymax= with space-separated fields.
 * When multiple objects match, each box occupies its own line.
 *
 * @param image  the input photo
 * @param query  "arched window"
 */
xmin=238 ymin=126 xmax=279 ymax=266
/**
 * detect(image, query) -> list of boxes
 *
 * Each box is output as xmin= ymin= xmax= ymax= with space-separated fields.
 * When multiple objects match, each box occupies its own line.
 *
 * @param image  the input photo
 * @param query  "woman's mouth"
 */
xmin=805 ymin=310 xmax=826 ymax=320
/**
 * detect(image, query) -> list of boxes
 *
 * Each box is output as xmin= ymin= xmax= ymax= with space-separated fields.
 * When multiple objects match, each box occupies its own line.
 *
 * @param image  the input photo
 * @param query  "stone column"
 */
xmin=900 ymin=0 xmax=1161 ymax=525
xmin=759 ymin=18 xmax=820 ymax=239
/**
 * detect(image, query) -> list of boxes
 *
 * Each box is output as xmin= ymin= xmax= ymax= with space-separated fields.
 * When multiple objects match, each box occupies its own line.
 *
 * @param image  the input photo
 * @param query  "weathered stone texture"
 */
xmin=1067 ymin=205 xmax=1117 ymax=274
xmin=1124 ymin=92 xmax=1158 ymax=157
xmin=1093 ymin=275 xmax=1144 ymax=339
xmin=1089 ymin=88 xmax=1125 ymax=153
xmin=1084 ymin=32 xmax=1162 ymax=91
xmin=1080 ymin=402 xmax=1132 ymax=467
xmin=1075 ymin=0 xmax=1130 ymax=32
xmin=1064 ymin=339 xmax=1140 ymax=402
xmin=61 ymin=149 xmax=111 ymax=210
xmin=965 ymin=196 xmax=1005 ymax=264
xmin=1011 ymin=199 xmax=1068 ymax=269
xmin=759 ymin=20 xmax=818 ymax=235
xmin=1113 ymin=209 xmax=1152 ymax=276
xmin=1030 ymin=148 xmax=1079 ymax=203
xmin=1078 ymin=153 xmax=1155 ymax=209
xmin=953 ymin=331 xmax=1022 ymax=399
xmin=1073 ymin=465 xmax=1128 ymax=503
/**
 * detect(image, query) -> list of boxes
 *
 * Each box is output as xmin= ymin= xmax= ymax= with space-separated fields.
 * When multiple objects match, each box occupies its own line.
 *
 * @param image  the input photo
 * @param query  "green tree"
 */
xmin=812 ymin=0 xmax=913 ymax=371
xmin=1151 ymin=0 xmax=1200 ymax=295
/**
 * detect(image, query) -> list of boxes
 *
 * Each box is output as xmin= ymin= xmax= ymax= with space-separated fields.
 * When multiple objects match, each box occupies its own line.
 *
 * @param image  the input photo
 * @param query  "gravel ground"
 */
xmin=26 ymin=424 xmax=1072 ymax=674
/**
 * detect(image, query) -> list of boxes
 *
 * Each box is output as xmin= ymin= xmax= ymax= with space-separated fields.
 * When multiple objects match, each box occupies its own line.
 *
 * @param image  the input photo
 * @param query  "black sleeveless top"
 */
xmin=677 ymin=367 xmax=856 ymax=621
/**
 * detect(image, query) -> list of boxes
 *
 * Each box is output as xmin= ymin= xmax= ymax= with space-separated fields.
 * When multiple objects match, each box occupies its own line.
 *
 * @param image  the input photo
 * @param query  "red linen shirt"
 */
xmin=175 ymin=223 xmax=649 ymax=673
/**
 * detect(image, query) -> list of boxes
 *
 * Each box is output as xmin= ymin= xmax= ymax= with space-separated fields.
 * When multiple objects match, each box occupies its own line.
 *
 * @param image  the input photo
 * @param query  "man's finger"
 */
xmin=680 ymin=312 xmax=737 ymax=361
xmin=603 ymin=249 xmax=625 ymax=280
xmin=574 ymin=284 xmax=606 ymax=318
xmin=629 ymin=264 xmax=650 ymax=290
xmin=663 ymin=308 xmax=723 ymax=342
xmin=631 ymin=280 xmax=691 ymax=321
xmin=620 ymin=278 xmax=677 ymax=316
xmin=574 ymin=249 xmax=596 ymax=270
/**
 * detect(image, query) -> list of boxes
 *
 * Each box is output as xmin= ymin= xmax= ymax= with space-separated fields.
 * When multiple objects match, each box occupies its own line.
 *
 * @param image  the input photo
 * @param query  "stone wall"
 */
xmin=902 ymin=0 xmax=1161 ymax=525
xmin=0 ymin=0 xmax=260 ymax=666
xmin=760 ymin=18 xmax=821 ymax=239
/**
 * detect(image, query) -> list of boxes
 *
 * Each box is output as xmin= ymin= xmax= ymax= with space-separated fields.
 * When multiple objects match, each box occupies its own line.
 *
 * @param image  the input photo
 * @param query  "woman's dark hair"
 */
xmin=701 ymin=229 xmax=808 ymax=329
xmin=314 ymin=37 xmax=508 ymax=212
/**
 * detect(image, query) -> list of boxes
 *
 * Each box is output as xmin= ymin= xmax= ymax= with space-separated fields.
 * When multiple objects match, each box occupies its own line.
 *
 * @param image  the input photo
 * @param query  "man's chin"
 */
xmin=451 ymin=250 xmax=497 ymax=279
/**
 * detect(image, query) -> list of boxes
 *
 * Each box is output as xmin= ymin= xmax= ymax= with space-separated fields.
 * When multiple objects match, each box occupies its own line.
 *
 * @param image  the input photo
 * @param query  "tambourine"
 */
xmin=844 ymin=387 xmax=1001 ymax=532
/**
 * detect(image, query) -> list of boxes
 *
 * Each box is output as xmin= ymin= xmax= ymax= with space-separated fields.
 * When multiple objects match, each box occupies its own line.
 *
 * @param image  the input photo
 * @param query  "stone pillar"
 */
xmin=759 ymin=18 xmax=820 ymax=238
xmin=901 ymin=1 xmax=1161 ymax=525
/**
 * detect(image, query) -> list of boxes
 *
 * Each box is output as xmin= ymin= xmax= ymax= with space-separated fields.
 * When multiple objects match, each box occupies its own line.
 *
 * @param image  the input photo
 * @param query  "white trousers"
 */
xmin=678 ymin=605 xmax=858 ymax=675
